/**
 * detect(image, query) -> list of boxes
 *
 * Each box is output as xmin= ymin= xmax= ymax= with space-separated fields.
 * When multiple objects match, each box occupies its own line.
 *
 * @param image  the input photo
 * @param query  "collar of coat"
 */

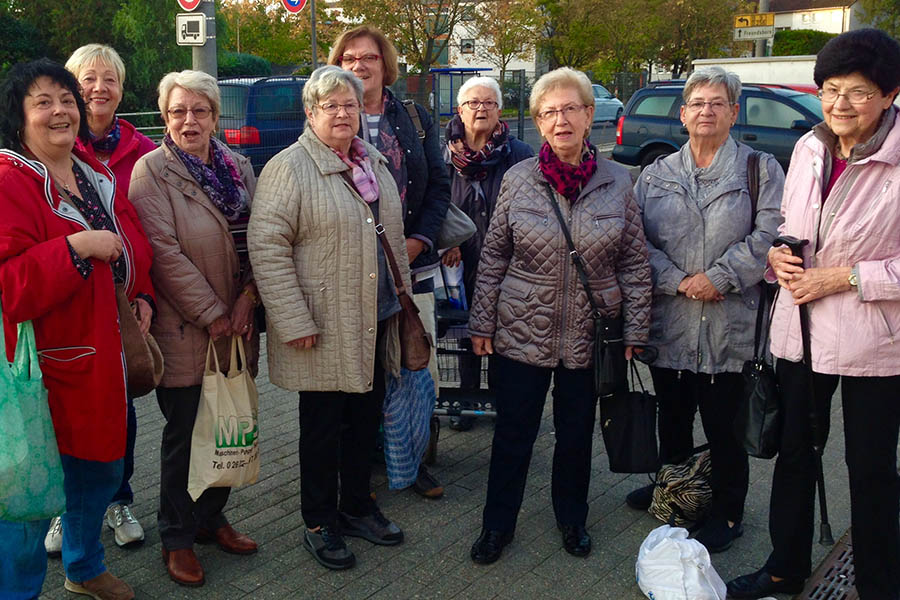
xmin=299 ymin=128 xmax=387 ymax=177
xmin=810 ymin=105 xmax=900 ymax=167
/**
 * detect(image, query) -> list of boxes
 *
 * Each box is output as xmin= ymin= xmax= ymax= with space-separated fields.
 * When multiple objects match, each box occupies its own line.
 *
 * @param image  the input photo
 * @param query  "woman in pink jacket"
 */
xmin=728 ymin=29 xmax=900 ymax=600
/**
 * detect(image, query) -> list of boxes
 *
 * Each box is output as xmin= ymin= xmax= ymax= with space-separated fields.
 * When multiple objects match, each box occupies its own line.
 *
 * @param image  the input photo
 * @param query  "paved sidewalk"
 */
xmin=39 ymin=337 xmax=851 ymax=599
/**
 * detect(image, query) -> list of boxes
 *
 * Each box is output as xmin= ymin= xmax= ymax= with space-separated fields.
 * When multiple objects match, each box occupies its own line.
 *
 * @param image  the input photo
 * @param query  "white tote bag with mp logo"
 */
xmin=188 ymin=336 xmax=260 ymax=501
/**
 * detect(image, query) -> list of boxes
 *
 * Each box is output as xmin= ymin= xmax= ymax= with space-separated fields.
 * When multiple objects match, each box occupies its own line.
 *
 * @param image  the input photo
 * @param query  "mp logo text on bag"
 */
xmin=188 ymin=336 xmax=260 ymax=501
xmin=636 ymin=525 xmax=726 ymax=600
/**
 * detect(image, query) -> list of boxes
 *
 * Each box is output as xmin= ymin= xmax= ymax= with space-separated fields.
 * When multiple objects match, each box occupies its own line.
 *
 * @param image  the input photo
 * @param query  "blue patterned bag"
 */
xmin=383 ymin=368 xmax=435 ymax=489
xmin=0 ymin=303 xmax=65 ymax=522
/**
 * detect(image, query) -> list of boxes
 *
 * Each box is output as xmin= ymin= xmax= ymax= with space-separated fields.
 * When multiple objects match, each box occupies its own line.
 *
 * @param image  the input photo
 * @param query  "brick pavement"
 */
xmin=39 ymin=336 xmax=852 ymax=599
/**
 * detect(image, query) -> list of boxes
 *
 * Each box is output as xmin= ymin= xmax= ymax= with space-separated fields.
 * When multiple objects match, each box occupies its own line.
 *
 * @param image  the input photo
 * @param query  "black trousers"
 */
xmin=298 ymin=361 xmax=385 ymax=529
xmin=157 ymin=385 xmax=230 ymax=550
xmin=650 ymin=367 xmax=749 ymax=523
xmin=482 ymin=354 xmax=596 ymax=532
xmin=764 ymin=359 xmax=900 ymax=599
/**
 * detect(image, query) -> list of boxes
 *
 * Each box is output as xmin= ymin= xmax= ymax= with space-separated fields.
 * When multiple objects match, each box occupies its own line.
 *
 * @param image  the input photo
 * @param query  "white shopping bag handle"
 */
xmin=228 ymin=335 xmax=248 ymax=377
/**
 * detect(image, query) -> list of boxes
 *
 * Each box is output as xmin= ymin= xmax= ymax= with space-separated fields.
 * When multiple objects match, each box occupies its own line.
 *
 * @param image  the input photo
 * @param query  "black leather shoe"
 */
xmin=558 ymin=523 xmax=592 ymax=557
xmin=626 ymin=483 xmax=655 ymax=511
xmin=470 ymin=529 xmax=513 ymax=565
xmin=693 ymin=517 xmax=743 ymax=553
xmin=726 ymin=568 xmax=804 ymax=598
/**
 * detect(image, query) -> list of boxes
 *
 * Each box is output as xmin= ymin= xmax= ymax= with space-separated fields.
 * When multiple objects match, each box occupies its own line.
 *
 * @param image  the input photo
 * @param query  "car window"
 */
xmin=593 ymin=84 xmax=610 ymax=99
xmin=786 ymin=92 xmax=824 ymax=121
xmin=745 ymin=97 xmax=806 ymax=129
xmin=632 ymin=94 xmax=677 ymax=117
xmin=219 ymin=85 xmax=249 ymax=119
xmin=254 ymin=84 xmax=304 ymax=121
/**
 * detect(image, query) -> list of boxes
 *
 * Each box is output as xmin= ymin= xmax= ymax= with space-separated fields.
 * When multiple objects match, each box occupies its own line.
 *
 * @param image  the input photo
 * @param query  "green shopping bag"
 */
xmin=0 ymin=301 xmax=65 ymax=522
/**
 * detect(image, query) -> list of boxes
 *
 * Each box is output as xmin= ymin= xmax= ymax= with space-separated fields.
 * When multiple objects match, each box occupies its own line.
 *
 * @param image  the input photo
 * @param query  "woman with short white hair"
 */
xmin=130 ymin=70 xmax=260 ymax=586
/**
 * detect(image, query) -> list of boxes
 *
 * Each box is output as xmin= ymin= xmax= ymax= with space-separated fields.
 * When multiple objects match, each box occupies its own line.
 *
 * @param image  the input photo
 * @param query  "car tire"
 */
xmin=640 ymin=147 xmax=673 ymax=170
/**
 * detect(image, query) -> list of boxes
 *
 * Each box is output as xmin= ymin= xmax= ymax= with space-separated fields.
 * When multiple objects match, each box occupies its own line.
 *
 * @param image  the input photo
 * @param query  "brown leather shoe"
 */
xmin=196 ymin=524 xmax=258 ymax=555
xmin=64 ymin=571 xmax=134 ymax=600
xmin=162 ymin=547 xmax=205 ymax=587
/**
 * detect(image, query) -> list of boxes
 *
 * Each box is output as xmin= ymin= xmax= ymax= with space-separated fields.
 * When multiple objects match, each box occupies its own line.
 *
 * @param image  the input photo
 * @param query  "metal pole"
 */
xmin=193 ymin=0 xmax=217 ymax=77
xmin=516 ymin=70 xmax=525 ymax=141
xmin=310 ymin=0 xmax=318 ymax=69
xmin=755 ymin=0 xmax=770 ymax=57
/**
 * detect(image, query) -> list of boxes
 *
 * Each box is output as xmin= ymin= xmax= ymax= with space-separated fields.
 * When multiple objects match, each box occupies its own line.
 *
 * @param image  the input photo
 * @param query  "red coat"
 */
xmin=75 ymin=117 xmax=158 ymax=194
xmin=0 ymin=146 xmax=154 ymax=461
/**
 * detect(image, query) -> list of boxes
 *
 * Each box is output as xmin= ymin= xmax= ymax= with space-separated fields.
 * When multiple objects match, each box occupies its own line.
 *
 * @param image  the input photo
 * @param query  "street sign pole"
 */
xmin=311 ymin=0 xmax=318 ymax=70
xmin=756 ymin=0 xmax=770 ymax=57
xmin=192 ymin=0 xmax=217 ymax=77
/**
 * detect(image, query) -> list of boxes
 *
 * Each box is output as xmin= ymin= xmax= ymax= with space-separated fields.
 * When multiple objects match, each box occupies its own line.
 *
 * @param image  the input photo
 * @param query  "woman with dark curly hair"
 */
xmin=728 ymin=28 xmax=900 ymax=600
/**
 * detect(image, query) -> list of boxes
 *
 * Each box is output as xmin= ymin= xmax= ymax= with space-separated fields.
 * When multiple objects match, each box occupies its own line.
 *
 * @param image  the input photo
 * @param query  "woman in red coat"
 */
xmin=0 ymin=59 xmax=154 ymax=600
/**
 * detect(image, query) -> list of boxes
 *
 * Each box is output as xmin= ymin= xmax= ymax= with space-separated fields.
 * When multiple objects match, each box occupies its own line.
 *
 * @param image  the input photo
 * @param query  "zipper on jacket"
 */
xmin=877 ymin=305 xmax=895 ymax=344
xmin=557 ymin=197 xmax=574 ymax=361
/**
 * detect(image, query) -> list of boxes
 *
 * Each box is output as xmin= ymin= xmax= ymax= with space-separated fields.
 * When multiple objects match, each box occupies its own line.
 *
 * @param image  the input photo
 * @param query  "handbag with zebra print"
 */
xmin=648 ymin=445 xmax=712 ymax=527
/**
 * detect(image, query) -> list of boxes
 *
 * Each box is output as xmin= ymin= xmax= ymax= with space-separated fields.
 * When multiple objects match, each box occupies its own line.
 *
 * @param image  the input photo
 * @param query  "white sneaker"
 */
xmin=105 ymin=504 xmax=145 ymax=547
xmin=45 ymin=516 xmax=62 ymax=556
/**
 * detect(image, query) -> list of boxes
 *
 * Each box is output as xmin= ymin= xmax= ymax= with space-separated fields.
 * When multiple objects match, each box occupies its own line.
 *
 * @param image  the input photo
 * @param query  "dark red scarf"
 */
xmin=538 ymin=141 xmax=597 ymax=202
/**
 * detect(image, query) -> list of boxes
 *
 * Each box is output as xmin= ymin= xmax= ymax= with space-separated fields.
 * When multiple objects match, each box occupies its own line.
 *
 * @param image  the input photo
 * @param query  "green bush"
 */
xmin=218 ymin=51 xmax=272 ymax=77
xmin=773 ymin=29 xmax=837 ymax=56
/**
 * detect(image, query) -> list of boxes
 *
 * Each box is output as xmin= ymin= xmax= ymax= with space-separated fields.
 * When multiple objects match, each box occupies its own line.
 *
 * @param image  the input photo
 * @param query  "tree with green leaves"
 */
xmin=858 ymin=0 xmax=900 ymax=40
xmin=536 ymin=0 xmax=604 ymax=70
xmin=471 ymin=0 xmax=539 ymax=81
xmin=654 ymin=0 xmax=739 ymax=78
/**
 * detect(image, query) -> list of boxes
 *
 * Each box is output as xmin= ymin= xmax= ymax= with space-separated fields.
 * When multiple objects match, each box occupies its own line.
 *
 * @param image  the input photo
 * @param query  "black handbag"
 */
xmin=600 ymin=360 xmax=661 ymax=473
xmin=544 ymin=184 xmax=625 ymax=398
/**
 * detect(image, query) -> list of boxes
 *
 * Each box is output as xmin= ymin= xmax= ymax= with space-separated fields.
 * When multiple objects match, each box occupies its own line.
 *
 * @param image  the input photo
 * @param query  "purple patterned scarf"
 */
xmin=165 ymin=134 xmax=249 ymax=221
xmin=333 ymin=137 xmax=380 ymax=204
xmin=445 ymin=115 xmax=510 ymax=181
xmin=90 ymin=117 xmax=121 ymax=154
xmin=538 ymin=141 xmax=597 ymax=203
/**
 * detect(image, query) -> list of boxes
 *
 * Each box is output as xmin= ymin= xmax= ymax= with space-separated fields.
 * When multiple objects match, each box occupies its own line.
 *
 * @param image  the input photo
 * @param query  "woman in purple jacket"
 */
xmin=728 ymin=29 xmax=900 ymax=600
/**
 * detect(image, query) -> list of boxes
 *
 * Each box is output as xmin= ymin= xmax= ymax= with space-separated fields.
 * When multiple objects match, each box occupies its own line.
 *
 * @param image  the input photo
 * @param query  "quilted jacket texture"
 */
xmin=468 ymin=156 xmax=651 ymax=369
xmin=129 ymin=142 xmax=260 ymax=388
xmin=248 ymin=130 xmax=411 ymax=393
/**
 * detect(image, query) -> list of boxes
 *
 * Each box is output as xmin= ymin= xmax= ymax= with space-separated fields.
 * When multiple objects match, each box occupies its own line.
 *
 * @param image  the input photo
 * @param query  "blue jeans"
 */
xmin=110 ymin=396 xmax=136 ymax=505
xmin=0 ymin=455 xmax=123 ymax=599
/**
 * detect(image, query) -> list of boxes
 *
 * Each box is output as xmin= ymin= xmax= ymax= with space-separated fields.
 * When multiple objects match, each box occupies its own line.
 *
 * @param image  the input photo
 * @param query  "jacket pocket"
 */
xmin=37 ymin=345 xmax=97 ymax=375
xmin=496 ymin=276 xmax=534 ymax=329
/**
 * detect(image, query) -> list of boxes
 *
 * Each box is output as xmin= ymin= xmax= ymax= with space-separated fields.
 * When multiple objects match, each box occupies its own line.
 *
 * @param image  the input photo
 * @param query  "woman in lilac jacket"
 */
xmin=728 ymin=29 xmax=900 ymax=600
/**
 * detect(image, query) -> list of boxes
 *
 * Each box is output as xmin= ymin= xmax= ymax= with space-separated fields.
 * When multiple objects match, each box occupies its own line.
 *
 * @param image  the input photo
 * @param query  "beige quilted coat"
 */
xmin=468 ymin=157 xmax=651 ymax=369
xmin=129 ymin=142 xmax=260 ymax=388
xmin=248 ymin=130 xmax=411 ymax=393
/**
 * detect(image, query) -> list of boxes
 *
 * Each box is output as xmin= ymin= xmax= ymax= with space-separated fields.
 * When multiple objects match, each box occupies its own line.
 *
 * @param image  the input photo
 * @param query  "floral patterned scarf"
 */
xmin=90 ymin=117 xmax=121 ymax=155
xmin=538 ymin=140 xmax=598 ymax=203
xmin=333 ymin=137 xmax=380 ymax=204
xmin=164 ymin=134 xmax=249 ymax=221
xmin=445 ymin=115 xmax=510 ymax=181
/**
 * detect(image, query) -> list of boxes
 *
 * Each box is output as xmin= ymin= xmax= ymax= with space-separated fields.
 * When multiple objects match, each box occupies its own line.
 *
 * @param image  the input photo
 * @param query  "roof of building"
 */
xmin=769 ymin=0 xmax=856 ymax=11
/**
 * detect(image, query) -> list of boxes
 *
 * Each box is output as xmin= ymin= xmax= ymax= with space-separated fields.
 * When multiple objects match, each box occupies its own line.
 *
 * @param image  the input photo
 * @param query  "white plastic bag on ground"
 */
xmin=635 ymin=525 xmax=726 ymax=600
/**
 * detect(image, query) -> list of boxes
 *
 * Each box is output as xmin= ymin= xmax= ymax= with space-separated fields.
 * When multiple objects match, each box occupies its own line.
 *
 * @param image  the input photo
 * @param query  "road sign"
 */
xmin=176 ymin=13 xmax=206 ymax=46
xmin=177 ymin=0 xmax=201 ymax=11
xmin=733 ymin=25 xmax=776 ymax=41
xmin=734 ymin=13 xmax=774 ymax=28
xmin=282 ymin=0 xmax=309 ymax=13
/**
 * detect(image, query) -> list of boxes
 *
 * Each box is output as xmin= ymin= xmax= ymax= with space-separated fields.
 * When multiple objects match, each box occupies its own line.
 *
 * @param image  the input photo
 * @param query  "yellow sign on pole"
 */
xmin=734 ymin=13 xmax=775 ymax=28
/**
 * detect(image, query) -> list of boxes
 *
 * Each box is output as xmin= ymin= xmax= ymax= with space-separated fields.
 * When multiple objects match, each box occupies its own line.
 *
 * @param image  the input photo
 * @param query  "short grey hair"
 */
xmin=157 ymin=70 xmax=221 ymax=121
xmin=529 ymin=67 xmax=593 ymax=133
xmin=683 ymin=67 xmax=742 ymax=105
xmin=457 ymin=76 xmax=503 ymax=111
xmin=303 ymin=66 xmax=364 ymax=114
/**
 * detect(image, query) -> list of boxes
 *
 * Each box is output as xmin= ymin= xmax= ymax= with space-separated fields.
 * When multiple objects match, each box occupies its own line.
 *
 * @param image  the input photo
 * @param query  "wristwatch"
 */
xmin=848 ymin=271 xmax=859 ymax=287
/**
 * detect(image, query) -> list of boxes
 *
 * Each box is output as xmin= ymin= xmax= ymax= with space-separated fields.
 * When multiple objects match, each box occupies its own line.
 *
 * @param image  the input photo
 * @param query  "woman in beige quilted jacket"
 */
xmin=467 ymin=68 xmax=651 ymax=565
xmin=248 ymin=66 xmax=412 ymax=572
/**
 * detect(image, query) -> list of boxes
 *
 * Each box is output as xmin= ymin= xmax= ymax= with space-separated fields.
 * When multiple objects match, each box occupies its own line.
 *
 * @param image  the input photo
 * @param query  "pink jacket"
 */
xmin=76 ymin=117 xmax=157 ymax=194
xmin=769 ymin=110 xmax=900 ymax=376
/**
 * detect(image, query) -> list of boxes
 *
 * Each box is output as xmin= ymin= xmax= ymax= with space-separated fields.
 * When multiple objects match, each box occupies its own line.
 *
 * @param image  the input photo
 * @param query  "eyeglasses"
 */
xmin=461 ymin=99 xmax=499 ymax=111
xmin=536 ymin=104 xmax=586 ymax=121
xmin=685 ymin=100 xmax=731 ymax=112
xmin=317 ymin=102 xmax=361 ymax=116
xmin=339 ymin=54 xmax=382 ymax=66
xmin=167 ymin=106 xmax=212 ymax=120
xmin=817 ymin=87 xmax=878 ymax=105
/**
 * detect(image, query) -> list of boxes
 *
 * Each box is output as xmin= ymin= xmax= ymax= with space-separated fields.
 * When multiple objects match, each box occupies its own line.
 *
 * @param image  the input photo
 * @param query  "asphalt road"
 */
xmin=509 ymin=118 xmax=618 ymax=156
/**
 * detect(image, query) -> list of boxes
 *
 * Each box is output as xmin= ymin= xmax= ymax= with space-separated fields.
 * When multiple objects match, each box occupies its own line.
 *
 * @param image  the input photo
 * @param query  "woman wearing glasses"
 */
xmin=467 ymin=67 xmax=651 ymax=564
xmin=249 ymin=66 xmax=411 ymax=571
xmin=629 ymin=66 xmax=784 ymax=554
xmin=441 ymin=76 xmax=533 ymax=431
xmin=129 ymin=70 xmax=260 ymax=586
xmin=728 ymin=30 xmax=900 ymax=600
xmin=329 ymin=26 xmax=450 ymax=499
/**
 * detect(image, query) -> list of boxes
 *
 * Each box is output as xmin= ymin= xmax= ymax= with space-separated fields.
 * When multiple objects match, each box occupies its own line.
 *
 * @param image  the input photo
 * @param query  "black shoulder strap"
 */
xmin=542 ymin=183 xmax=605 ymax=315
xmin=748 ymin=151 xmax=760 ymax=221
xmin=402 ymin=100 xmax=426 ymax=142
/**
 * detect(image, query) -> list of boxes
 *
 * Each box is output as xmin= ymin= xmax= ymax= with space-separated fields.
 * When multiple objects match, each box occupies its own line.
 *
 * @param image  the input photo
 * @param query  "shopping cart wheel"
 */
xmin=423 ymin=415 xmax=440 ymax=466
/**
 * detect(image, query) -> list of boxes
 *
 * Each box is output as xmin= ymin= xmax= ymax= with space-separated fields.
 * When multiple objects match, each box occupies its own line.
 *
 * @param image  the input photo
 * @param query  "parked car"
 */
xmin=592 ymin=83 xmax=625 ymax=124
xmin=612 ymin=81 xmax=823 ymax=171
xmin=217 ymin=75 xmax=308 ymax=174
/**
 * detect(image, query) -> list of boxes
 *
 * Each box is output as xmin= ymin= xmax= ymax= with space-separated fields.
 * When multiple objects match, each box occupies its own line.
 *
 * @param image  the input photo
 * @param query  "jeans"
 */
xmin=482 ymin=354 xmax=596 ymax=532
xmin=110 ymin=395 xmax=136 ymax=506
xmin=764 ymin=359 xmax=900 ymax=599
xmin=0 ymin=455 xmax=123 ymax=599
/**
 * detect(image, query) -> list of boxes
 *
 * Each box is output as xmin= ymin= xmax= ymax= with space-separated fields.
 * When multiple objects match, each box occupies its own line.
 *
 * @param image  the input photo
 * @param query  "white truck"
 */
xmin=692 ymin=55 xmax=817 ymax=86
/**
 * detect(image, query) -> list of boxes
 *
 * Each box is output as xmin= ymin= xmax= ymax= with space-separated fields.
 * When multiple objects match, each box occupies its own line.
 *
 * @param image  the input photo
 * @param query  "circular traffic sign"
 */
xmin=177 ymin=0 xmax=201 ymax=10
xmin=282 ymin=0 xmax=309 ymax=13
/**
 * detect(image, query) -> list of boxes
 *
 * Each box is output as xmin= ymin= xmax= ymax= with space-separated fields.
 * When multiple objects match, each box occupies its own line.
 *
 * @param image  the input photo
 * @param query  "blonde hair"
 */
xmin=327 ymin=26 xmax=399 ymax=87
xmin=65 ymin=44 xmax=126 ymax=85
xmin=529 ymin=67 xmax=594 ymax=135
xmin=157 ymin=70 xmax=221 ymax=122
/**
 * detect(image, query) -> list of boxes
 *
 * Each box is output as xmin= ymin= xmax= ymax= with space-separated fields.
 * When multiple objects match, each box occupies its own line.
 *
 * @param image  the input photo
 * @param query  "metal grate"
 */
xmin=795 ymin=530 xmax=857 ymax=600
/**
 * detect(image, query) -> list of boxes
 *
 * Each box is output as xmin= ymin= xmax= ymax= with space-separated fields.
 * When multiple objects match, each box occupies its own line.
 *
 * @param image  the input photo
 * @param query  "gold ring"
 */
xmin=691 ymin=295 xmax=698 ymax=300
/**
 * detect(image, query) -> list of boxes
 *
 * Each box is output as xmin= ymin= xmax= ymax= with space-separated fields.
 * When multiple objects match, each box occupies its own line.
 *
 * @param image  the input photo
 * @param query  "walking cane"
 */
xmin=773 ymin=235 xmax=835 ymax=546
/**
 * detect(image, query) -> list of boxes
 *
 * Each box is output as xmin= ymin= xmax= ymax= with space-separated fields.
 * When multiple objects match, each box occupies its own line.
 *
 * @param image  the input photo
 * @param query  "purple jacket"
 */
xmin=768 ymin=109 xmax=900 ymax=376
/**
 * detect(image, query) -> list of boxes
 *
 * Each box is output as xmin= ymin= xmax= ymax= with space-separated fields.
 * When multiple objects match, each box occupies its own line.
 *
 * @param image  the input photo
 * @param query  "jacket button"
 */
xmin=367 ymin=327 xmax=375 ymax=333
xmin=366 ymin=217 xmax=373 ymax=223
xmin=406 ymin=149 xmax=410 ymax=154
xmin=407 ymin=180 xmax=412 ymax=184
xmin=701 ymin=316 xmax=707 ymax=321
xmin=369 ymin=273 xmax=376 ymax=279
xmin=367 ymin=380 xmax=373 ymax=386
xmin=408 ymin=210 xmax=413 ymax=215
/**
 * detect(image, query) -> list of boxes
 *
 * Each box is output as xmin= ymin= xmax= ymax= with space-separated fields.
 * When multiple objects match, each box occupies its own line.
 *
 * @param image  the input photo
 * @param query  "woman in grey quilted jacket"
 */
xmin=467 ymin=67 xmax=651 ymax=565
xmin=629 ymin=67 xmax=784 ymax=554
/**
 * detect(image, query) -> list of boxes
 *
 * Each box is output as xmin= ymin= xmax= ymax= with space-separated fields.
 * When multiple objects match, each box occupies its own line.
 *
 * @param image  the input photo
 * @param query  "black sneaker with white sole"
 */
xmin=303 ymin=526 xmax=356 ymax=570
xmin=339 ymin=508 xmax=404 ymax=546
